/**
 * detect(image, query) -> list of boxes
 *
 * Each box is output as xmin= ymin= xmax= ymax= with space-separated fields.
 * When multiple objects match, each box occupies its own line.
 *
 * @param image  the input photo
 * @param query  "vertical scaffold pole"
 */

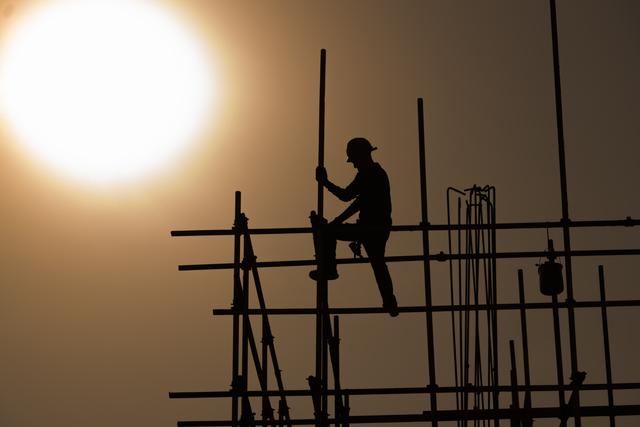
xmin=598 ymin=265 xmax=616 ymax=427
xmin=509 ymin=340 xmax=520 ymax=411
xmin=241 ymin=216 xmax=250 ymax=420
xmin=315 ymin=48 xmax=328 ymax=427
xmin=333 ymin=316 xmax=341 ymax=427
xmin=549 ymin=1 xmax=580 ymax=424
xmin=551 ymin=292 xmax=566 ymax=408
xmin=262 ymin=314 xmax=269 ymax=427
xmin=232 ymin=191 xmax=242 ymax=427
xmin=517 ymin=270 xmax=532 ymax=415
xmin=417 ymin=98 xmax=438 ymax=425
xmin=317 ymin=49 xmax=326 ymax=217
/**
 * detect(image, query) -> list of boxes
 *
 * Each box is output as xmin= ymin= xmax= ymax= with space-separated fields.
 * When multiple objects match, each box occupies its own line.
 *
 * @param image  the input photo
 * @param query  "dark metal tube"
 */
xmin=244 ymin=308 xmax=273 ymax=422
xmin=462 ymin=203 xmax=471 ymax=425
xmin=178 ymin=248 xmax=640 ymax=271
xmin=241 ymin=230 xmax=250 ymax=418
xmin=417 ymin=98 xmax=438 ymax=424
xmin=315 ymin=48 xmax=327 ymax=427
xmin=509 ymin=340 xmax=520 ymax=412
xmin=170 ymin=218 xmax=640 ymax=237
xmin=598 ymin=265 xmax=616 ymax=427
xmin=322 ymin=293 xmax=329 ymax=424
xmin=262 ymin=311 xmax=269 ymax=427
xmin=231 ymin=192 xmax=241 ymax=427
xmin=333 ymin=316 xmax=341 ymax=427
xmin=487 ymin=191 xmax=499 ymax=426
xmin=244 ymin=235 xmax=291 ymax=427
xmin=549 ymin=1 xmax=580 ymax=423
xmin=170 ymin=382 xmax=640 ymax=399
xmin=212 ymin=299 xmax=640 ymax=316
xmin=175 ymin=404 xmax=640 ymax=426
xmin=344 ymin=393 xmax=350 ymax=427
xmin=317 ymin=49 xmax=326 ymax=217
xmin=551 ymin=294 xmax=566 ymax=408
xmin=517 ymin=270 xmax=532 ymax=416
xmin=457 ymin=197 xmax=464 ymax=427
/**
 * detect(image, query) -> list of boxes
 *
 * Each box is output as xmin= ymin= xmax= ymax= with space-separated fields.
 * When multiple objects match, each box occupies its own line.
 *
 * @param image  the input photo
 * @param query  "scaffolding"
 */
xmin=168 ymin=1 xmax=640 ymax=426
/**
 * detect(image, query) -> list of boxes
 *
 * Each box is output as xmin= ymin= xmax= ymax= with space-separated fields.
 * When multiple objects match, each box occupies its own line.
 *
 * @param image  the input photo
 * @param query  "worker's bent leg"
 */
xmin=372 ymin=260 xmax=394 ymax=298
xmin=370 ymin=256 xmax=394 ymax=301
xmin=363 ymin=233 xmax=395 ymax=302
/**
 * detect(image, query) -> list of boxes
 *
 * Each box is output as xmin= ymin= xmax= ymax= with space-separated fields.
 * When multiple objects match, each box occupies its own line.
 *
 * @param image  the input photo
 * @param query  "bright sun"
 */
xmin=0 ymin=0 xmax=215 ymax=184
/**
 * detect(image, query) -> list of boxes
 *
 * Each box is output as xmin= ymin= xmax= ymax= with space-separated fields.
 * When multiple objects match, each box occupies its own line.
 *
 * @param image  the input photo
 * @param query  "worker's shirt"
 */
xmin=344 ymin=162 xmax=392 ymax=226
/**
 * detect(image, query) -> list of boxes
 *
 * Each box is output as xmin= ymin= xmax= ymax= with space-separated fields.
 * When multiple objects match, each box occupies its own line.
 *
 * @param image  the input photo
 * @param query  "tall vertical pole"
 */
xmin=417 ymin=98 xmax=438 ymax=425
xmin=549 ymin=1 xmax=580 ymax=424
xmin=598 ymin=265 xmax=616 ymax=427
xmin=488 ymin=190 xmax=499 ymax=427
xmin=315 ymin=48 xmax=328 ymax=427
xmin=517 ymin=271 xmax=532 ymax=407
xmin=317 ymin=49 xmax=326 ymax=217
xmin=551 ymin=293 xmax=566 ymax=408
xmin=508 ymin=340 xmax=520 ymax=409
xmin=262 ymin=295 xmax=269 ymax=426
xmin=241 ymin=219 xmax=250 ymax=421
xmin=231 ymin=191 xmax=242 ymax=427
xmin=344 ymin=394 xmax=350 ymax=427
xmin=518 ymin=270 xmax=533 ymax=427
xmin=333 ymin=316 xmax=341 ymax=427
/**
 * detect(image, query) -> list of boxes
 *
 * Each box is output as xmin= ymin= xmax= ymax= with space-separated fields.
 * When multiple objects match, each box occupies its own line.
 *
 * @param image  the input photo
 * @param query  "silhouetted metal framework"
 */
xmin=168 ymin=1 xmax=640 ymax=426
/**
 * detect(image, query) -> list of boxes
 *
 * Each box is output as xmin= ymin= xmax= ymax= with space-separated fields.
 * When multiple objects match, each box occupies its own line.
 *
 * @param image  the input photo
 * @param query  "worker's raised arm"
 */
xmin=316 ymin=166 xmax=358 ymax=201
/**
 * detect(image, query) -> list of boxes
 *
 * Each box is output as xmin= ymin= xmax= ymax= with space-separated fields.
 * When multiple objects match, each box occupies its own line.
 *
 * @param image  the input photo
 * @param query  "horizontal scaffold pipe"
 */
xmin=169 ymin=381 xmax=640 ymax=399
xmin=179 ymin=248 xmax=640 ymax=271
xmin=170 ymin=218 xmax=639 ymax=237
xmin=175 ymin=404 xmax=640 ymax=426
xmin=211 ymin=299 xmax=640 ymax=316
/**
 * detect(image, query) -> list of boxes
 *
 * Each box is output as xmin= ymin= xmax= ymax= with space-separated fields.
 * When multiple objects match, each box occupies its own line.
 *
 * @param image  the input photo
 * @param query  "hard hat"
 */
xmin=346 ymin=137 xmax=377 ymax=161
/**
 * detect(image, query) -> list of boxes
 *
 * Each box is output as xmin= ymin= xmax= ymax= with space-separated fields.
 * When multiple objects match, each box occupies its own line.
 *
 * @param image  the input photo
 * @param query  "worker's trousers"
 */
xmin=314 ymin=222 xmax=395 ymax=302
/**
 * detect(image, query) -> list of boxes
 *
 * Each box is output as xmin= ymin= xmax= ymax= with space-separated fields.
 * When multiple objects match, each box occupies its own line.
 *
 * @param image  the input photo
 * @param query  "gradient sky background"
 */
xmin=1 ymin=1 xmax=639 ymax=426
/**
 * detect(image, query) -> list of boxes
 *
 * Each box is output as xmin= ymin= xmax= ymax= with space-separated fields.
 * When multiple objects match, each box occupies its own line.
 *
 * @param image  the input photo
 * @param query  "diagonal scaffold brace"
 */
xmin=228 ymin=192 xmax=294 ymax=427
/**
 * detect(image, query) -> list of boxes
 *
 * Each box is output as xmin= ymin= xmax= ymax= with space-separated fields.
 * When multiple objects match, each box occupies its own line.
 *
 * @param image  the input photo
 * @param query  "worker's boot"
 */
xmin=308 ymin=269 xmax=339 ymax=281
xmin=308 ymin=210 xmax=338 ymax=281
xmin=382 ymin=294 xmax=399 ymax=317
xmin=309 ymin=210 xmax=327 ymax=258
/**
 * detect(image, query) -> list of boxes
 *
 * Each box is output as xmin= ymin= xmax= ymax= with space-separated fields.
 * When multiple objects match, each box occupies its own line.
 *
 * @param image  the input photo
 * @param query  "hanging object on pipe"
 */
xmin=538 ymin=239 xmax=564 ymax=296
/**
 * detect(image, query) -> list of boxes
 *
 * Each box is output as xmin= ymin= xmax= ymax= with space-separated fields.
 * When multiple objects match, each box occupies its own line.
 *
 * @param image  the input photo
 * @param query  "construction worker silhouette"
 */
xmin=310 ymin=137 xmax=399 ymax=317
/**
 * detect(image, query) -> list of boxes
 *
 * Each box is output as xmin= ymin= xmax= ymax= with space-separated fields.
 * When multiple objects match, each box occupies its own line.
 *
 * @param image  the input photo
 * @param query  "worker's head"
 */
xmin=346 ymin=137 xmax=376 ymax=168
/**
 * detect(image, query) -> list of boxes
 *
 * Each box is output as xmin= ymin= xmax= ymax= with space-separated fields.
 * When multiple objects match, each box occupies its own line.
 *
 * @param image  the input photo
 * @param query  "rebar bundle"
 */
xmin=447 ymin=186 xmax=498 ymax=427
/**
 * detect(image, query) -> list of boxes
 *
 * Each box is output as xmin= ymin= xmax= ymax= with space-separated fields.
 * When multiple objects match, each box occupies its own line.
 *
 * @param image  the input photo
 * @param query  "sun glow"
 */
xmin=0 ymin=0 xmax=215 ymax=184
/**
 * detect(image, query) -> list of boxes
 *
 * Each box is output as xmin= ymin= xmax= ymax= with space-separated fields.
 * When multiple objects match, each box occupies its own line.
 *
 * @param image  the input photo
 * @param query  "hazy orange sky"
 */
xmin=1 ymin=1 xmax=639 ymax=426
